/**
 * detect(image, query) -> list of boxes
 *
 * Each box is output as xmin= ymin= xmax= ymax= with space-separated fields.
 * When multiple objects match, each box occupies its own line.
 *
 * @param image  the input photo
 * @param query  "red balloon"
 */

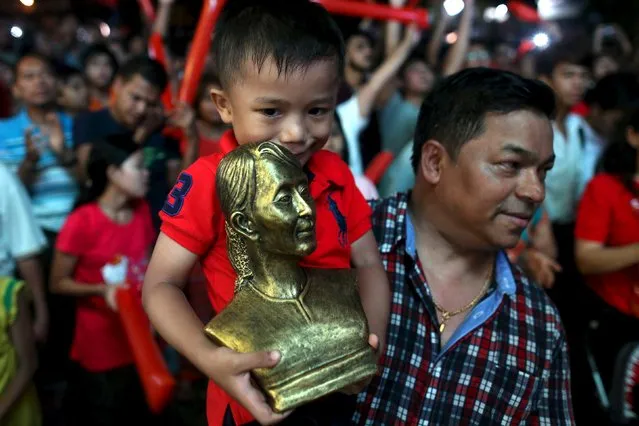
xmin=507 ymin=0 xmax=541 ymax=23
xmin=365 ymin=151 xmax=395 ymax=184
xmin=116 ymin=287 xmax=175 ymax=414
xmin=314 ymin=0 xmax=429 ymax=28
xmin=178 ymin=0 xmax=227 ymax=105
xmin=137 ymin=0 xmax=156 ymax=22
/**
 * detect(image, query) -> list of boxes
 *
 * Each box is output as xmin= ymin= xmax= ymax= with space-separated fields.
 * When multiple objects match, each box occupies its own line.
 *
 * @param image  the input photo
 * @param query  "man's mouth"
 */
xmin=501 ymin=212 xmax=532 ymax=228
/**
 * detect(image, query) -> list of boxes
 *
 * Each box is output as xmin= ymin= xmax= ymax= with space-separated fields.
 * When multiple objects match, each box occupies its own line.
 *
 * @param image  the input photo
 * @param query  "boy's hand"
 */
xmin=339 ymin=333 xmax=379 ymax=395
xmin=203 ymin=347 xmax=292 ymax=425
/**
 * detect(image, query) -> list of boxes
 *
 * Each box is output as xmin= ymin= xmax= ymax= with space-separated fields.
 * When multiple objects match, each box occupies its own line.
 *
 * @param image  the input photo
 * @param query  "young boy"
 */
xmin=142 ymin=1 xmax=391 ymax=425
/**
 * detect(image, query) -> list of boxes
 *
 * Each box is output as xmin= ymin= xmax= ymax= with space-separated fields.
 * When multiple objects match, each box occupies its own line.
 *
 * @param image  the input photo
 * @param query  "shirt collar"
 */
xmin=404 ymin=207 xmax=516 ymax=297
xmin=220 ymin=129 xmax=239 ymax=154
xmin=377 ymin=192 xmax=410 ymax=255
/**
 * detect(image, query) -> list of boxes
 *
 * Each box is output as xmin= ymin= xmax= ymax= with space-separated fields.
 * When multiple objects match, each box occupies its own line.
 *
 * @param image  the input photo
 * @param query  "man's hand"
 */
xmin=42 ymin=112 xmax=65 ymax=156
xmin=339 ymin=333 xmax=379 ymax=395
xmin=168 ymin=102 xmax=197 ymax=135
xmin=521 ymin=249 xmax=562 ymax=289
xmin=133 ymin=105 xmax=166 ymax=144
xmin=24 ymin=128 xmax=40 ymax=164
xmin=200 ymin=347 xmax=292 ymax=425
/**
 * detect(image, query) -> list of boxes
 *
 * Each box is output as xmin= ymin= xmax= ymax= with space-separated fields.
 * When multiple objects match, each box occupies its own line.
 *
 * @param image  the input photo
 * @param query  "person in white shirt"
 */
xmin=0 ymin=162 xmax=48 ymax=342
xmin=578 ymin=73 xmax=639 ymax=194
xmin=536 ymin=41 xmax=598 ymax=423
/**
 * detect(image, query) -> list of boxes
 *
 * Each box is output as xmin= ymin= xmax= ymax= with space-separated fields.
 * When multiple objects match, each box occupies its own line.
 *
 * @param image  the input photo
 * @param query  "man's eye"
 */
xmin=499 ymin=161 xmax=520 ymax=172
xmin=260 ymin=108 xmax=279 ymax=117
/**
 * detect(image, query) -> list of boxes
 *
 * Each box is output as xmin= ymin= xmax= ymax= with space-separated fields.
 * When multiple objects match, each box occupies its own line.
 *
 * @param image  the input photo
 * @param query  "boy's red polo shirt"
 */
xmin=576 ymin=173 xmax=639 ymax=317
xmin=159 ymin=130 xmax=371 ymax=425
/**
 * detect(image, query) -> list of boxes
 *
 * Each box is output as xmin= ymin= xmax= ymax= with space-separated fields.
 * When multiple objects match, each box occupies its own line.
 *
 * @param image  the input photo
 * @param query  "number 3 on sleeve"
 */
xmin=162 ymin=173 xmax=193 ymax=217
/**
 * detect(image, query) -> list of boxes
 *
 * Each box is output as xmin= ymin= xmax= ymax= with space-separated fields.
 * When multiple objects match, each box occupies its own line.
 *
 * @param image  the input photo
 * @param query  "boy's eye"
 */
xmin=260 ymin=108 xmax=279 ymax=117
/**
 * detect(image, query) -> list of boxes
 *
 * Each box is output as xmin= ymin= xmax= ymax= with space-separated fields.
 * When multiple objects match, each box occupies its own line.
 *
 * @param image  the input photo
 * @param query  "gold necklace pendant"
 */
xmin=438 ymin=311 xmax=450 ymax=334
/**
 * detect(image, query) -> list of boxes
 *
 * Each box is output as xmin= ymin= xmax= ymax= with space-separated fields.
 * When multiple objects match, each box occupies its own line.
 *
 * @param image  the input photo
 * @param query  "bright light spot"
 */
xmin=484 ymin=7 xmax=496 ymax=21
xmin=99 ymin=22 xmax=110 ymax=37
xmin=20 ymin=0 xmax=34 ymax=6
xmin=444 ymin=0 xmax=465 ymax=17
xmin=446 ymin=32 xmax=458 ymax=44
xmin=10 ymin=26 xmax=23 ymax=38
xmin=494 ymin=4 xmax=509 ymax=22
xmin=532 ymin=32 xmax=550 ymax=49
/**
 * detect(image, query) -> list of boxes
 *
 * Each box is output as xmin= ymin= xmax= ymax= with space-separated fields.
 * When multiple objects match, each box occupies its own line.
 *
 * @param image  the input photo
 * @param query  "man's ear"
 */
xmin=210 ymin=87 xmax=233 ymax=124
xmin=418 ymin=139 xmax=448 ymax=185
xmin=229 ymin=211 xmax=258 ymax=242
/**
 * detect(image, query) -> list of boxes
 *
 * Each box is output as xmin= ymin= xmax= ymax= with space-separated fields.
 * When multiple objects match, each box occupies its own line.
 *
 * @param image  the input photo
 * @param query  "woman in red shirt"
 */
xmin=50 ymin=135 xmax=156 ymax=426
xmin=575 ymin=108 xmax=639 ymax=399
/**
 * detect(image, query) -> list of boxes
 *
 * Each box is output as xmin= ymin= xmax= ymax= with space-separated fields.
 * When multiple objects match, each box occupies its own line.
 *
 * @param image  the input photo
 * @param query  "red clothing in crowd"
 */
xmin=576 ymin=173 xmax=639 ymax=317
xmin=159 ymin=130 xmax=372 ymax=425
xmin=56 ymin=201 xmax=156 ymax=372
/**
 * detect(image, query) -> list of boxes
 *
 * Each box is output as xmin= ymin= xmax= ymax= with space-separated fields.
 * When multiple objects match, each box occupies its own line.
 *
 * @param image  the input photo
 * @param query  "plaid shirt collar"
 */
xmin=353 ymin=192 xmax=574 ymax=426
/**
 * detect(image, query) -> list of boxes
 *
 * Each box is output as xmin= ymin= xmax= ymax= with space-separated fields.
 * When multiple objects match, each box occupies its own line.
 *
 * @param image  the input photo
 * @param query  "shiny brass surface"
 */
xmin=204 ymin=141 xmax=377 ymax=413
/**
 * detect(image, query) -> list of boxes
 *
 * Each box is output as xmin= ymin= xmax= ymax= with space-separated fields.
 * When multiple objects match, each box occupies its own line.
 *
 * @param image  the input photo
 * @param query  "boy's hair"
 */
xmin=412 ymin=68 xmax=556 ymax=172
xmin=535 ymin=41 xmax=591 ymax=78
xmin=116 ymin=56 xmax=168 ymax=92
xmin=585 ymin=72 xmax=639 ymax=111
xmin=212 ymin=0 xmax=344 ymax=89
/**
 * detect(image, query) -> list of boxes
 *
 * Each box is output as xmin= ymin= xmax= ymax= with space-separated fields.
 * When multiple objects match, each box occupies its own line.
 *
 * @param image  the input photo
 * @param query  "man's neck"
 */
xmin=404 ymin=92 xmax=424 ymax=108
xmin=554 ymin=104 xmax=570 ymax=136
xmin=26 ymin=104 xmax=55 ymax=125
xmin=409 ymin=190 xmax=496 ymax=283
xmin=108 ymin=105 xmax=133 ymax=130
xmin=344 ymin=65 xmax=364 ymax=90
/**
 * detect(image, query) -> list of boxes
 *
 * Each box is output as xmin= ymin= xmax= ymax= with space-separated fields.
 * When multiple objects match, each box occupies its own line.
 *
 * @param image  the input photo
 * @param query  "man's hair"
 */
xmin=14 ymin=52 xmax=54 ymax=77
xmin=585 ymin=72 xmax=639 ymax=111
xmin=412 ymin=68 xmax=556 ymax=172
xmin=535 ymin=41 xmax=591 ymax=78
xmin=116 ymin=56 xmax=168 ymax=92
xmin=212 ymin=0 xmax=344 ymax=89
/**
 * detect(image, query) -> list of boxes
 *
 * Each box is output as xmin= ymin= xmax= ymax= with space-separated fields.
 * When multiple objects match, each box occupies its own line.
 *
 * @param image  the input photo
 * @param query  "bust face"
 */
xmin=251 ymin=158 xmax=317 ymax=257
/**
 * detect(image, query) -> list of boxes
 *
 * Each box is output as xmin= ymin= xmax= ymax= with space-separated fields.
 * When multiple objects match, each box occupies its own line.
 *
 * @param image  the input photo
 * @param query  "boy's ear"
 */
xmin=210 ymin=87 xmax=233 ymax=124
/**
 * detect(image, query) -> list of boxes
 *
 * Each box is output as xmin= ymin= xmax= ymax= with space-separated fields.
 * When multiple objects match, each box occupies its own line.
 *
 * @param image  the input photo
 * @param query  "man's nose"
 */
xmin=516 ymin=169 xmax=545 ymax=204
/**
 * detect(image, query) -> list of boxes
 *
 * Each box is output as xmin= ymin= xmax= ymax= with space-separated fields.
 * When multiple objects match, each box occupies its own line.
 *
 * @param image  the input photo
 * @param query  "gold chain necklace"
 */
xmin=432 ymin=269 xmax=493 ymax=334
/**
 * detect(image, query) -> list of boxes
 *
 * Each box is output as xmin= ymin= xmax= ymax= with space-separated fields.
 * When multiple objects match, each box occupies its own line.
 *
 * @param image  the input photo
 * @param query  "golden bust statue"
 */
xmin=204 ymin=141 xmax=377 ymax=413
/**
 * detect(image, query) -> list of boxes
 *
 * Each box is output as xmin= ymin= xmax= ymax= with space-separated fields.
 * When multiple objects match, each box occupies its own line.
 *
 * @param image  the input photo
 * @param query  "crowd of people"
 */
xmin=2 ymin=0 xmax=639 ymax=425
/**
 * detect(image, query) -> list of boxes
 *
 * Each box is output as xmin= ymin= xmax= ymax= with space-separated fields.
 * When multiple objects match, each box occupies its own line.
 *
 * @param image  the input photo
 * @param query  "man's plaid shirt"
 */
xmin=352 ymin=193 xmax=574 ymax=425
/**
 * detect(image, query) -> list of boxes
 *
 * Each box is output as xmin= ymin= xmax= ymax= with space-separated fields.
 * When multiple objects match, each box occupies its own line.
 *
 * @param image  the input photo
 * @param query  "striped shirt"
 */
xmin=0 ymin=109 xmax=77 ymax=232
